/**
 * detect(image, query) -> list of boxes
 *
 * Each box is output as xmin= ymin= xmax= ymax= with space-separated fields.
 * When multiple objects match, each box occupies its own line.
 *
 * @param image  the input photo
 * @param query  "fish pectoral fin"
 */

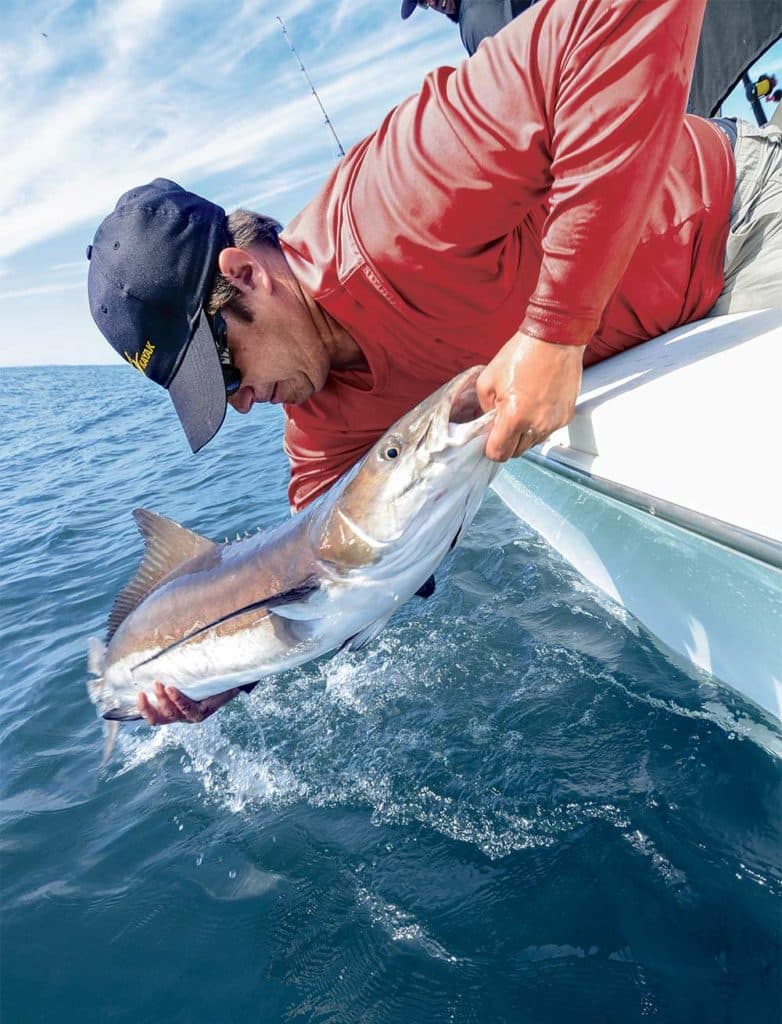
xmin=265 ymin=580 xmax=320 ymax=608
xmin=415 ymin=575 xmax=436 ymax=599
xmin=338 ymin=613 xmax=394 ymax=653
xmin=266 ymin=579 xmax=323 ymax=620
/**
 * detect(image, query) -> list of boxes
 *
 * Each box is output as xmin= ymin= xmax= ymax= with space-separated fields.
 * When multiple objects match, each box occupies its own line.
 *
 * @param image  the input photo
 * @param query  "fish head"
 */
xmin=316 ymin=366 xmax=497 ymax=566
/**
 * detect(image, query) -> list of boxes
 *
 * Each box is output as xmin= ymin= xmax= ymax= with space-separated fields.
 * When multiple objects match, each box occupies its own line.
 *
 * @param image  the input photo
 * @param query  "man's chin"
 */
xmin=284 ymin=376 xmax=319 ymax=406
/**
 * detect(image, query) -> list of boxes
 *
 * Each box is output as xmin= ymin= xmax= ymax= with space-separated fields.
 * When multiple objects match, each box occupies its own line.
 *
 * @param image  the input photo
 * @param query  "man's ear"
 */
xmin=217 ymin=247 xmax=272 ymax=296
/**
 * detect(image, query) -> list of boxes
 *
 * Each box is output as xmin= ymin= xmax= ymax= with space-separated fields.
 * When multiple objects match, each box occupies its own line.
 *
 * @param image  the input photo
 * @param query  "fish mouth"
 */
xmin=446 ymin=366 xmax=494 ymax=444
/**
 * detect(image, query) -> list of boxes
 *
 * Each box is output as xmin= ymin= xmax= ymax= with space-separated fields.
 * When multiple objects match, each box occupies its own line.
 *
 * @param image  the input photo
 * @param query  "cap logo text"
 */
xmin=124 ymin=340 xmax=155 ymax=374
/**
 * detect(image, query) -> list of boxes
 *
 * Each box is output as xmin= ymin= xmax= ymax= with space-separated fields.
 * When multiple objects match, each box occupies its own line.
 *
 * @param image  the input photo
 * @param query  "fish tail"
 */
xmin=88 ymin=636 xmax=106 ymax=676
xmin=97 ymin=707 xmax=142 ymax=768
xmin=99 ymin=720 xmax=121 ymax=769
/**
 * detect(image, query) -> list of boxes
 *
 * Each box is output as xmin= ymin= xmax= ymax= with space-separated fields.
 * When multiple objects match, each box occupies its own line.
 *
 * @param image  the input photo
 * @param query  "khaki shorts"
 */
xmin=707 ymin=118 xmax=782 ymax=317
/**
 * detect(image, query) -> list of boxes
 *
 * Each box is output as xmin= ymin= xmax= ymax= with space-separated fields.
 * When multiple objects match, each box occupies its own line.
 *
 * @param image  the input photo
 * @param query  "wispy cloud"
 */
xmin=0 ymin=281 xmax=84 ymax=301
xmin=49 ymin=260 xmax=89 ymax=272
xmin=327 ymin=0 xmax=356 ymax=36
xmin=0 ymin=0 xmax=465 ymax=363
xmin=0 ymin=0 xmax=462 ymax=263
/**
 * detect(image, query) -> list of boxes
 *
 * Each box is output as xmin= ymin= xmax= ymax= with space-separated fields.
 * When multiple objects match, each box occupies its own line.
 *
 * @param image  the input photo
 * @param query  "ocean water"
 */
xmin=1 ymin=365 xmax=780 ymax=1024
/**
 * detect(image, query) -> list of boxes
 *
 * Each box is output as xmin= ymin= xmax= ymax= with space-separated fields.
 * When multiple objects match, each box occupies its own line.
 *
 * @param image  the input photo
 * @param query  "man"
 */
xmin=87 ymin=0 xmax=781 ymax=726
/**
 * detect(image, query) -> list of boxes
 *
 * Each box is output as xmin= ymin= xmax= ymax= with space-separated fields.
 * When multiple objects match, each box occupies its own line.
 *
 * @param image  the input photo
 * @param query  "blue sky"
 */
xmin=0 ymin=2 xmax=779 ymax=368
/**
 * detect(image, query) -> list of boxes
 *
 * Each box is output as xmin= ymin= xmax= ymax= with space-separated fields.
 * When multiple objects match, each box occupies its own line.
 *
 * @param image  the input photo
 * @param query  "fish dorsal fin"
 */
xmin=106 ymin=509 xmax=218 ymax=641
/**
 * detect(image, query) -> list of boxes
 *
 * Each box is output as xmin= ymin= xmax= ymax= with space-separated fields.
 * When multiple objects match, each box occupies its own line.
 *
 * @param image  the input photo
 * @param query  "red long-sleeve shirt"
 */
xmin=281 ymin=0 xmax=734 ymax=512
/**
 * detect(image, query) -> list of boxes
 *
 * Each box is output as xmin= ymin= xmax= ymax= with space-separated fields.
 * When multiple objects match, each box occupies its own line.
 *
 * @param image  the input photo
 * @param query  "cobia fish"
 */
xmin=88 ymin=366 xmax=498 ymax=751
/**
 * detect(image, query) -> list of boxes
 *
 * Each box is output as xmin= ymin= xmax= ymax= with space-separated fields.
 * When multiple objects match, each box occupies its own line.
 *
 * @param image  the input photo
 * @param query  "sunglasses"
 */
xmin=210 ymin=309 xmax=242 ymax=396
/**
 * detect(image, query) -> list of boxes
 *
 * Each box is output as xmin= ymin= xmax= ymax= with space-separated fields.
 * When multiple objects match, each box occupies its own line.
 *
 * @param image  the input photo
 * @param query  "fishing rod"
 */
xmin=277 ymin=16 xmax=345 ymax=159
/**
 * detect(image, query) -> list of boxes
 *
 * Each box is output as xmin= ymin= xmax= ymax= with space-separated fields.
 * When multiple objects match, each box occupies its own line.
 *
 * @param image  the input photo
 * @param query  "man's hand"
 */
xmin=137 ymin=682 xmax=242 ymax=726
xmin=477 ymin=331 xmax=585 ymax=461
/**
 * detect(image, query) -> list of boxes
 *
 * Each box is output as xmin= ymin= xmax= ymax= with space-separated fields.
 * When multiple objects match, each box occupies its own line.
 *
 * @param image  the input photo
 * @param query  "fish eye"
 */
xmin=381 ymin=438 xmax=403 ymax=461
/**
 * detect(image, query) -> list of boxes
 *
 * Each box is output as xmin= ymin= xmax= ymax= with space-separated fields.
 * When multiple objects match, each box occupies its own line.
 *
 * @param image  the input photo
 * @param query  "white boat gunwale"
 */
xmin=526 ymin=448 xmax=782 ymax=573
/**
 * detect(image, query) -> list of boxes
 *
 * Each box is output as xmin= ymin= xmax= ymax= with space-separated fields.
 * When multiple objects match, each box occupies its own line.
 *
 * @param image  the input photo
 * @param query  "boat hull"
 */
xmin=493 ymin=459 xmax=782 ymax=721
xmin=492 ymin=309 xmax=782 ymax=723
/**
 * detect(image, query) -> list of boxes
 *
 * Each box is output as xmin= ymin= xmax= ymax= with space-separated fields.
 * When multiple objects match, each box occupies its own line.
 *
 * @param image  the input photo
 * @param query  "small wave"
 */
xmin=622 ymin=828 xmax=689 ymax=891
xmin=355 ymin=887 xmax=465 ymax=964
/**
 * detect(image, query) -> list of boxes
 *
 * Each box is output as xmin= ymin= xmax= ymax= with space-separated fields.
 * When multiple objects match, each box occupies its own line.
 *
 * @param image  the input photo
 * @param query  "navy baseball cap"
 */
xmin=87 ymin=178 xmax=230 ymax=453
xmin=401 ymin=1 xmax=422 ymax=18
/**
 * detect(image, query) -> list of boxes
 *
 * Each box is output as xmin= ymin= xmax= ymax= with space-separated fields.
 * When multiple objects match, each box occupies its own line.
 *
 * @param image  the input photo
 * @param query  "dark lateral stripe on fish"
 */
xmin=129 ymin=579 xmax=321 ymax=673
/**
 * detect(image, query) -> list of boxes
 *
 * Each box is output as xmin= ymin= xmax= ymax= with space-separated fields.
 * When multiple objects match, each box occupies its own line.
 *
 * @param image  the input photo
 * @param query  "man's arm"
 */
xmin=449 ymin=0 xmax=707 ymax=343
xmin=471 ymin=0 xmax=707 ymax=454
xmin=358 ymin=0 xmax=709 ymax=454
